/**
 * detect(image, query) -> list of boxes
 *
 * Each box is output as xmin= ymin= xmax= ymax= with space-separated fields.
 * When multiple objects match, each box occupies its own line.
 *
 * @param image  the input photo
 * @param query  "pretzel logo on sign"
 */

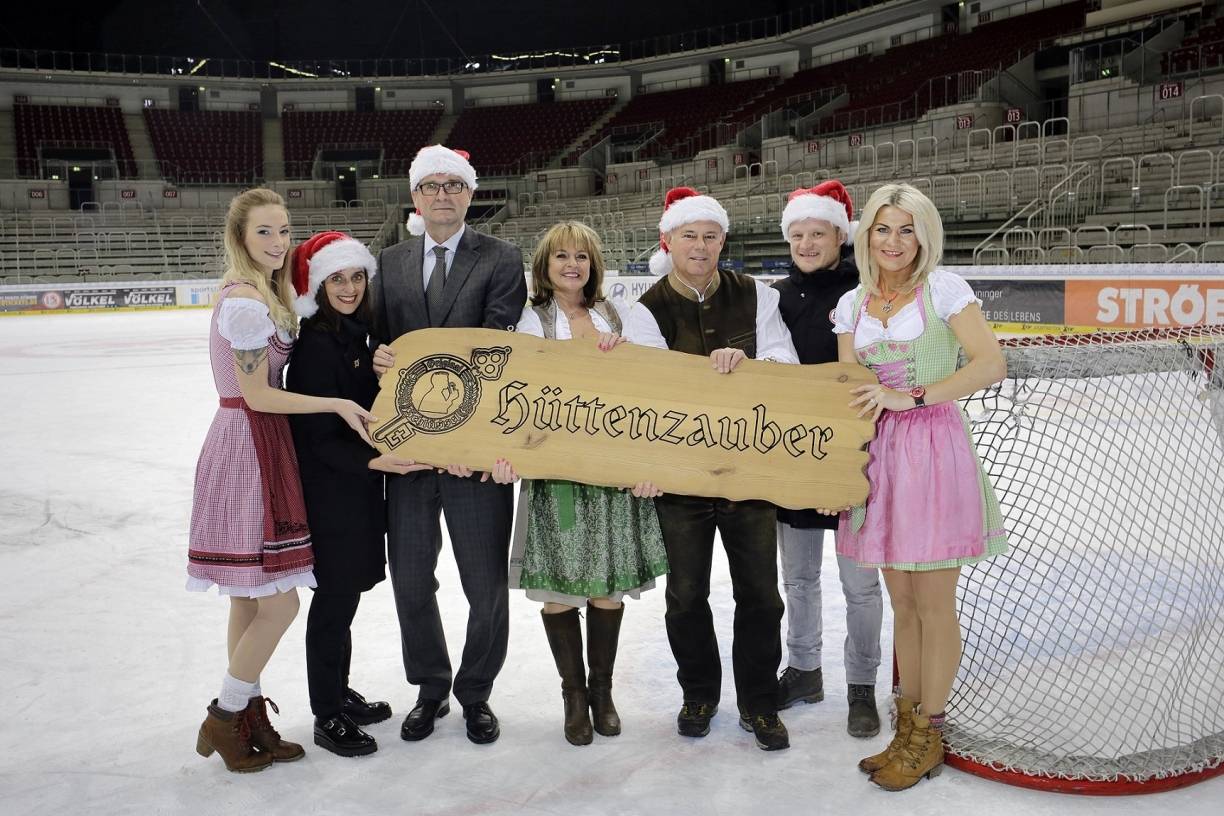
xmin=373 ymin=346 xmax=511 ymax=449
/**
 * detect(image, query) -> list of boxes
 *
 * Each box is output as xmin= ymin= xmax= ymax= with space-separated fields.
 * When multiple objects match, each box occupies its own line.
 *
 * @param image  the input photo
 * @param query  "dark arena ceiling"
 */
xmin=7 ymin=0 xmax=815 ymax=62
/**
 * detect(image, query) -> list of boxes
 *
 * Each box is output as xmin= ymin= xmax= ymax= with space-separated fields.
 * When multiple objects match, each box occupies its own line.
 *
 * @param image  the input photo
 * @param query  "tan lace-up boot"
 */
xmin=869 ymin=708 xmax=945 ymax=791
xmin=858 ymin=695 xmax=915 ymax=774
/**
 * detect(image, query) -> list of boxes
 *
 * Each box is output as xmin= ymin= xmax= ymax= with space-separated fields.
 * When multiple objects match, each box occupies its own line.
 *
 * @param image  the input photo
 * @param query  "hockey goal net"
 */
xmin=946 ymin=325 xmax=1224 ymax=793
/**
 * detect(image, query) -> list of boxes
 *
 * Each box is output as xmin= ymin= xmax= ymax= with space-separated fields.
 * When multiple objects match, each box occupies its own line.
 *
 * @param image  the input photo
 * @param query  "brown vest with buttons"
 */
xmin=638 ymin=271 xmax=758 ymax=358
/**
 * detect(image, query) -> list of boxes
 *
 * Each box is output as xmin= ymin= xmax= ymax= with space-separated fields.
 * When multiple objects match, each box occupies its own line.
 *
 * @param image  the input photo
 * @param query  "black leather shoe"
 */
xmin=400 ymin=698 xmax=450 ymax=742
xmin=314 ymin=713 xmax=378 ymax=757
xmin=343 ymin=687 xmax=392 ymax=726
xmin=739 ymin=711 xmax=790 ymax=751
xmin=462 ymin=701 xmax=500 ymax=745
xmin=676 ymin=701 xmax=718 ymax=738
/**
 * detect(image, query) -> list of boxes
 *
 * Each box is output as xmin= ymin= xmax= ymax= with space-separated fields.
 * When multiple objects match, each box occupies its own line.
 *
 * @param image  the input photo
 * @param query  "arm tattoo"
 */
xmin=233 ymin=347 xmax=268 ymax=375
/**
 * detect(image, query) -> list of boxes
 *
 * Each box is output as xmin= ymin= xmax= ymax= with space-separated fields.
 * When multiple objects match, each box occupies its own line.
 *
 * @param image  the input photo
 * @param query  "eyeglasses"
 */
xmin=415 ymin=181 xmax=468 ymax=196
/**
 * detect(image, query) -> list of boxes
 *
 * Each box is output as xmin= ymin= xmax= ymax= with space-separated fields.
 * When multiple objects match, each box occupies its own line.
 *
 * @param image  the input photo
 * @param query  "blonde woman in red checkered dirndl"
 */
xmin=186 ymin=189 xmax=376 ymax=773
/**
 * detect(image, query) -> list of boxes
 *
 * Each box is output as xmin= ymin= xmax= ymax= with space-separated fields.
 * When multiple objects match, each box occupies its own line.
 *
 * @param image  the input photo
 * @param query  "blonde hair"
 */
xmin=222 ymin=188 xmax=297 ymax=335
xmin=529 ymin=221 xmax=607 ymax=308
xmin=853 ymin=183 xmax=943 ymax=295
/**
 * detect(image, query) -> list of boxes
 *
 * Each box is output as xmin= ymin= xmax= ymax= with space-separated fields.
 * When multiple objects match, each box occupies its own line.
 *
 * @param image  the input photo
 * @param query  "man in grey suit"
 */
xmin=370 ymin=144 xmax=527 ymax=745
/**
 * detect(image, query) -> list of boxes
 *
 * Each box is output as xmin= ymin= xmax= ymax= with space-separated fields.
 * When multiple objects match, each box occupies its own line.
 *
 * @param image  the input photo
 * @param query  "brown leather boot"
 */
xmin=858 ymin=695 xmax=914 ymax=774
xmin=585 ymin=602 xmax=623 ymax=737
xmin=869 ymin=709 xmax=945 ymax=791
xmin=244 ymin=696 xmax=305 ymax=762
xmin=196 ymin=700 xmax=273 ymax=773
xmin=541 ymin=608 xmax=593 ymax=746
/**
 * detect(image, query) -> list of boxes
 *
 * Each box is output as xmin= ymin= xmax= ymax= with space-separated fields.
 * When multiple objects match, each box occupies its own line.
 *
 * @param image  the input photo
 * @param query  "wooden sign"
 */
xmin=369 ymin=329 xmax=876 ymax=509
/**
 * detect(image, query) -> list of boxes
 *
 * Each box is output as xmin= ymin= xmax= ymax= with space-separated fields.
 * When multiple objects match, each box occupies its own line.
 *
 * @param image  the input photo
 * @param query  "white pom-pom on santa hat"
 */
xmin=407 ymin=210 xmax=426 ymax=236
xmin=780 ymin=180 xmax=856 ymax=245
xmin=651 ymin=186 xmax=730 ymax=276
xmin=291 ymin=231 xmax=378 ymax=318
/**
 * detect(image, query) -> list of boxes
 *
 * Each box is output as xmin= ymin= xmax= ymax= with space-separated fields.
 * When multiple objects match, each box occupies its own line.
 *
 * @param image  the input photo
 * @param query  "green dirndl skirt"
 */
xmin=509 ymin=479 xmax=669 ymax=607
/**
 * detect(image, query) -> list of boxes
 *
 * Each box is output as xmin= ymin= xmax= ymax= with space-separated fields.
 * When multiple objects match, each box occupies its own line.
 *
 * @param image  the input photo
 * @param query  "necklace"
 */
xmin=879 ymin=290 xmax=902 ymax=314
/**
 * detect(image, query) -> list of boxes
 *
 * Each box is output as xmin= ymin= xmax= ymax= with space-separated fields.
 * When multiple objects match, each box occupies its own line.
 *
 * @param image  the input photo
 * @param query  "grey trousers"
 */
xmin=387 ymin=471 xmax=513 ymax=706
xmin=777 ymin=522 xmax=882 ymax=685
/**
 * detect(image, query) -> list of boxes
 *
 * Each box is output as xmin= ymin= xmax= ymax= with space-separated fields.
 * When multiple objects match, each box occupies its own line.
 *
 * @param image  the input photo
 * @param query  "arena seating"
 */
xmin=0 ymin=203 xmax=390 ymax=284
xmin=13 ymin=104 xmax=137 ymax=178
xmin=817 ymin=2 xmax=1086 ymax=131
xmin=738 ymin=55 xmax=872 ymax=122
xmin=567 ymin=76 xmax=778 ymax=163
xmin=446 ymin=97 xmax=615 ymax=175
xmin=1164 ymin=15 xmax=1224 ymax=74
xmin=281 ymin=109 xmax=443 ymax=179
xmin=144 ymin=109 xmax=261 ymax=184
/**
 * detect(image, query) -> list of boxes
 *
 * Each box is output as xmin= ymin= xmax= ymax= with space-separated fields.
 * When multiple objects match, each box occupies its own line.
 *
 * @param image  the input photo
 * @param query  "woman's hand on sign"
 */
xmin=439 ymin=463 xmax=489 ymax=482
xmin=849 ymin=383 xmax=908 ymax=421
xmin=814 ymin=505 xmax=848 ymax=516
xmin=597 ymin=332 xmax=627 ymax=352
xmin=372 ymin=344 xmax=395 ymax=379
xmin=630 ymin=481 xmax=663 ymax=498
xmin=369 ymin=454 xmax=432 ymax=475
xmin=334 ymin=399 xmax=375 ymax=445
xmin=490 ymin=458 xmax=519 ymax=484
xmin=710 ymin=347 xmax=747 ymax=374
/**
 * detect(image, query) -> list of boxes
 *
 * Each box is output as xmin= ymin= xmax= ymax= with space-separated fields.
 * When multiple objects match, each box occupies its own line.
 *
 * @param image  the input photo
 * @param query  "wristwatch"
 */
xmin=909 ymin=386 xmax=926 ymax=408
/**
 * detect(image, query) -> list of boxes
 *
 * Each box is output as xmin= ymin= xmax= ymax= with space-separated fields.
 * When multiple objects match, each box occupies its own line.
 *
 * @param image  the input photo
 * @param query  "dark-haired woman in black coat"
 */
xmin=286 ymin=231 xmax=427 ymax=757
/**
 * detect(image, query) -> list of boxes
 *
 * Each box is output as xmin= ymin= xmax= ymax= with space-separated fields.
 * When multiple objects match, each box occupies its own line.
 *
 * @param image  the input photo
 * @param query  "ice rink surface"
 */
xmin=0 ymin=310 xmax=1220 ymax=815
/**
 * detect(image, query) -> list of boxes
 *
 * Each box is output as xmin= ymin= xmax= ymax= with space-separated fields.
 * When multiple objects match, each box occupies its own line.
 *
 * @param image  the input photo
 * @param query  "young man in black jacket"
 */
xmin=771 ymin=181 xmax=883 ymax=738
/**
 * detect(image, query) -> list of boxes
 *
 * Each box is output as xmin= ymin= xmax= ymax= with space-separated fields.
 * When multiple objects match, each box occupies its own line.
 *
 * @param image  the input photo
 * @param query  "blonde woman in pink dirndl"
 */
xmin=187 ymin=188 xmax=374 ymax=773
xmin=832 ymin=183 xmax=1008 ymax=791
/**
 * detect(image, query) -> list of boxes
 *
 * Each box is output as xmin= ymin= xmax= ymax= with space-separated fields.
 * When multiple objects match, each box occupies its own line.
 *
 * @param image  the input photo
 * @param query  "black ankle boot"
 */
xmin=541 ymin=608 xmax=593 ymax=746
xmin=342 ymin=687 xmax=392 ymax=726
xmin=314 ymin=713 xmax=377 ymax=757
xmin=585 ymin=602 xmax=624 ymax=737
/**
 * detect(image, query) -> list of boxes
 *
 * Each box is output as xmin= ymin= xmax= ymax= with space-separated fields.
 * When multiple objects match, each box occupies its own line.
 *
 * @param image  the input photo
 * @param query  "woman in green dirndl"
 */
xmin=491 ymin=221 xmax=668 ymax=746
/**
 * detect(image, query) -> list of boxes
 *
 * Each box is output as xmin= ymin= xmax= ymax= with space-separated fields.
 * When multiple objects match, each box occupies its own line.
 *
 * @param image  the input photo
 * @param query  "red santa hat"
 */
xmin=407 ymin=145 xmax=478 ymax=236
xmin=780 ymin=180 xmax=856 ymax=245
xmin=291 ymin=230 xmax=378 ymax=318
xmin=649 ymin=186 xmax=730 ymax=276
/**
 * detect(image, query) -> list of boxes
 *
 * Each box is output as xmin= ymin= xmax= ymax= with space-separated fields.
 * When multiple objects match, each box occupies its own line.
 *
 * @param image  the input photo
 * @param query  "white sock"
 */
xmin=218 ymin=673 xmax=257 ymax=713
xmin=250 ymin=679 xmax=262 ymax=700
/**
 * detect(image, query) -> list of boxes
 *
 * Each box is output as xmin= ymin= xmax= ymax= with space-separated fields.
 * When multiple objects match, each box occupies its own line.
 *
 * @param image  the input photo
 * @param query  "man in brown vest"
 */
xmin=624 ymin=187 xmax=799 ymax=751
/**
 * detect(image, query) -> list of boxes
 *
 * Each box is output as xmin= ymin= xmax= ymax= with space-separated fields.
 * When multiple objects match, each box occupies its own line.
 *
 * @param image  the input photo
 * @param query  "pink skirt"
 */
xmin=837 ymin=402 xmax=986 ymax=568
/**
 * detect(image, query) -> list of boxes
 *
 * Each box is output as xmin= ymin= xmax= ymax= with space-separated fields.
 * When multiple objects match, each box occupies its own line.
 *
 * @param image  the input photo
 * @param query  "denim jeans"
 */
xmin=777 ymin=522 xmax=882 ymax=686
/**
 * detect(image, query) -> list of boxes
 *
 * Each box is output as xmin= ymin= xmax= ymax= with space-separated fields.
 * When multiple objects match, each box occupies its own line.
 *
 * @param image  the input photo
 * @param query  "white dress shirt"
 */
xmin=624 ymin=278 xmax=800 ymax=364
xmin=422 ymin=224 xmax=466 ymax=289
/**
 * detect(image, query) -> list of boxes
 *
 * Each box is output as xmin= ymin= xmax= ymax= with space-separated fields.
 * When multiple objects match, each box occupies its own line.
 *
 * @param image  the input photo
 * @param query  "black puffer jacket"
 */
xmin=771 ymin=250 xmax=859 ymax=530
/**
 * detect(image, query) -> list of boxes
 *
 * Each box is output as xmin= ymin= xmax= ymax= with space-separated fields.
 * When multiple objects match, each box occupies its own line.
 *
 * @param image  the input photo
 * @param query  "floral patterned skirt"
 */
xmin=510 ymin=479 xmax=669 ymax=607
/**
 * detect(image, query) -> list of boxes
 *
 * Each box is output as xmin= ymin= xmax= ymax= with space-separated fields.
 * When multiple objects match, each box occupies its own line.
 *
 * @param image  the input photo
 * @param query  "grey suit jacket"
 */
xmin=372 ymin=226 xmax=527 ymax=344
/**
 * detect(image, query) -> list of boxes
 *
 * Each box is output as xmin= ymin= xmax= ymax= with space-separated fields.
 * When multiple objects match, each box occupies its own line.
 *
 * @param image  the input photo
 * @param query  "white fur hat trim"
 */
xmin=409 ymin=145 xmax=478 ymax=191
xmin=292 ymin=238 xmax=378 ymax=318
xmin=780 ymin=194 xmax=853 ymax=244
xmin=658 ymin=195 xmax=729 ymax=235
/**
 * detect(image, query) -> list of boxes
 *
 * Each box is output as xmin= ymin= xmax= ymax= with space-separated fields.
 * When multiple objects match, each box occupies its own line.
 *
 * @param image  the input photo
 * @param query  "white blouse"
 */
xmin=832 ymin=270 xmax=979 ymax=348
xmin=217 ymin=297 xmax=291 ymax=350
xmin=515 ymin=297 xmax=633 ymax=339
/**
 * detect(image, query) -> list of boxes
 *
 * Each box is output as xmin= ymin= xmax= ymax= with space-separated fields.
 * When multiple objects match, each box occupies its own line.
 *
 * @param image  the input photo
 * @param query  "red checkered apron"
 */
xmin=187 ymin=285 xmax=314 ymax=590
